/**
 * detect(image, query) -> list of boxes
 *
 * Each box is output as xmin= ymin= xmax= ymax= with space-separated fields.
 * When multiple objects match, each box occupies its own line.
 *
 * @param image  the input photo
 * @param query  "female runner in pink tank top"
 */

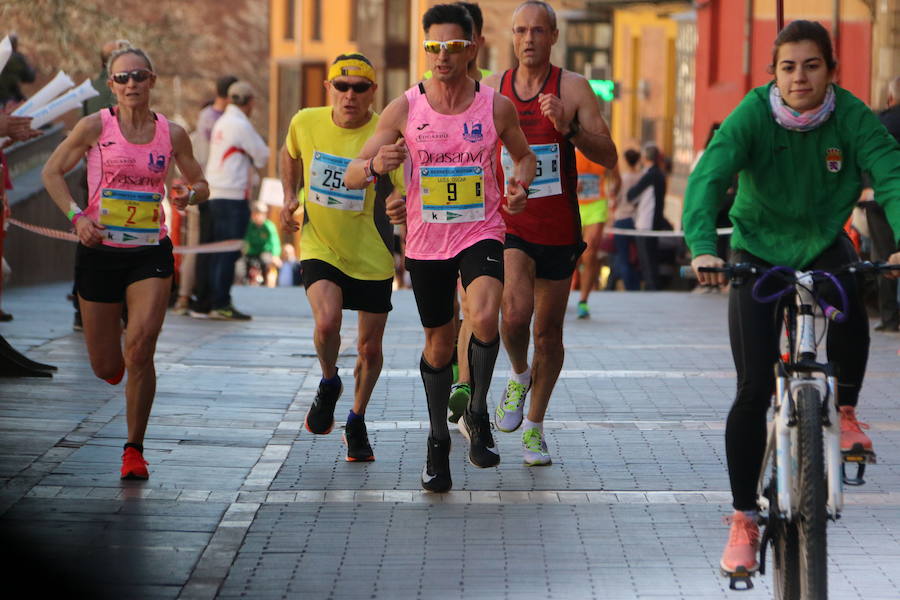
xmin=42 ymin=45 xmax=209 ymax=481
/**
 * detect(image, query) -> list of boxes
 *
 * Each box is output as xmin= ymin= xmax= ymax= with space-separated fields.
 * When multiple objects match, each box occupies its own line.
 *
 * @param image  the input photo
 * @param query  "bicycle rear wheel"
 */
xmin=796 ymin=386 xmax=828 ymax=599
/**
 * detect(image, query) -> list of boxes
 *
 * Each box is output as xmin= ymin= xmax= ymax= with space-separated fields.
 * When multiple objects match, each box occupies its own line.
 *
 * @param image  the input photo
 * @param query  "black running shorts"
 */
xmin=405 ymin=238 xmax=504 ymax=328
xmin=504 ymin=233 xmax=586 ymax=281
xmin=76 ymin=238 xmax=175 ymax=303
xmin=300 ymin=259 xmax=393 ymax=313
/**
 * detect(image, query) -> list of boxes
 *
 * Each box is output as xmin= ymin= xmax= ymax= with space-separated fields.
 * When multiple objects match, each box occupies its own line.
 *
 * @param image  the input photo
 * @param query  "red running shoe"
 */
xmin=120 ymin=447 xmax=149 ymax=480
xmin=839 ymin=406 xmax=873 ymax=454
xmin=720 ymin=511 xmax=760 ymax=574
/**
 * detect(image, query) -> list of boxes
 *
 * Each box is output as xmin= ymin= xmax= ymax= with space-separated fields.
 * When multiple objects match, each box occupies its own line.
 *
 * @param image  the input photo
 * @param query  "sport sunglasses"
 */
xmin=331 ymin=80 xmax=374 ymax=93
xmin=423 ymin=39 xmax=472 ymax=54
xmin=110 ymin=69 xmax=154 ymax=84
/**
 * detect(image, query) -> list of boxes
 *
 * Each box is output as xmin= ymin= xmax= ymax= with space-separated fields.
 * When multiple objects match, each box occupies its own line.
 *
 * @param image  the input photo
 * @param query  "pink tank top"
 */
xmin=403 ymin=81 xmax=503 ymax=260
xmin=86 ymin=108 xmax=172 ymax=247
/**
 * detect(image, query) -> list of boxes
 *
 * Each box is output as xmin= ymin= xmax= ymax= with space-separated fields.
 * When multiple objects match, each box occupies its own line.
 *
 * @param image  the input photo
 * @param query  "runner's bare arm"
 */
xmin=42 ymin=115 xmax=101 ymax=216
xmin=561 ymin=72 xmax=617 ymax=168
xmin=170 ymin=122 xmax=209 ymax=208
xmin=345 ymin=96 xmax=408 ymax=190
xmin=494 ymin=94 xmax=535 ymax=215
xmin=280 ymin=146 xmax=304 ymax=233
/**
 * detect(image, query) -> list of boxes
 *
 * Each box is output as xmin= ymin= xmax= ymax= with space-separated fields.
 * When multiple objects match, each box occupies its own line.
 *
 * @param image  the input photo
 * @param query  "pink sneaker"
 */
xmin=720 ymin=511 xmax=760 ymax=574
xmin=839 ymin=406 xmax=872 ymax=453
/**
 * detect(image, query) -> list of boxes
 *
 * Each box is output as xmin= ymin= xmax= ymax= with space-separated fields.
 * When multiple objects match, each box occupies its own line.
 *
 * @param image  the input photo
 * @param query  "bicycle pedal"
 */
xmin=722 ymin=566 xmax=755 ymax=591
xmin=841 ymin=461 xmax=868 ymax=486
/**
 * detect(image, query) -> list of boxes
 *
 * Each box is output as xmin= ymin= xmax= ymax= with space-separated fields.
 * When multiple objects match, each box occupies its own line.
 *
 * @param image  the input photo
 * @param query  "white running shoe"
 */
xmin=522 ymin=426 xmax=552 ymax=466
xmin=495 ymin=378 xmax=530 ymax=432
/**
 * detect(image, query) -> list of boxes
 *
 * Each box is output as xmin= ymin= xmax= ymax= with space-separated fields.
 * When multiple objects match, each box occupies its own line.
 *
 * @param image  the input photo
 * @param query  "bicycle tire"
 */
xmin=768 ymin=481 xmax=800 ymax=599
xmin=796 ymin=386 xmax=828 ymax=599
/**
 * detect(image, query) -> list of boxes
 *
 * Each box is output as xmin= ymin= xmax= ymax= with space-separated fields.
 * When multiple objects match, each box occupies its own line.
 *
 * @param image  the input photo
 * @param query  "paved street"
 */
xmin=1 ymin=282 xmax=898 ymax=599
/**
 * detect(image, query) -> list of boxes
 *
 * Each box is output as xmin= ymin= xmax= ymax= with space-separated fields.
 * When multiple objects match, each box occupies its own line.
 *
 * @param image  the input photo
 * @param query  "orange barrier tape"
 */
xmin=7 ymin=218 xmax=244 ymax=254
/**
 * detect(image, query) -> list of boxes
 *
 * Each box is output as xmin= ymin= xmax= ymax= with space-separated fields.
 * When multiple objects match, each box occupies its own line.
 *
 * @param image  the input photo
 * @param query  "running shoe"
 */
xmin=120 ymin=447 xmax=149 ymax=480
xmin=495 ymin=378 xmax=530 ymax=433
xmin=421 ymin=435 xmax=452 ymax=493
xmin=577 ymin=301 xmax=590 ymax=319
xmin=305 ymin=377 xmax=343 ymax=435
xmin=344 ymin=418 xmax=375 ymax=462
xmin=839 ymin=406 xmax=873 ymax=453
xmin=188 ymin=309 xmax=210 ymax=319
xmin=210 ymin=305 xmax=252 ymax=321
xmin=522 ymin=426 xmax=552 ymax=466
xmin=448 ymin=383 xmax=471 ymax=424
xmin=459 ymin=409 xmax=500 ymax=468
xmin=720 ymin=511 xmax=760 ymax=574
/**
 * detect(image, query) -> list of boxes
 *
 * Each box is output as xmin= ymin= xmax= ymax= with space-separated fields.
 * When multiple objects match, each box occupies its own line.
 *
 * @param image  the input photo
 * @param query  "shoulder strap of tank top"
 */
xmin=475 ymin=80 xmax=480 ymax=93
xmin=418 ymin=82 xmax=426 ymax=95
xmin=108 ymin=106 xmax=115 ymax=116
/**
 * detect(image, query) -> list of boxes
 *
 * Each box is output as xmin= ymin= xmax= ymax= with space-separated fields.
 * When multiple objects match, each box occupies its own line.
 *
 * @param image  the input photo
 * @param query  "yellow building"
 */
xmin=611 ymin=2 xmax=688 ymax=158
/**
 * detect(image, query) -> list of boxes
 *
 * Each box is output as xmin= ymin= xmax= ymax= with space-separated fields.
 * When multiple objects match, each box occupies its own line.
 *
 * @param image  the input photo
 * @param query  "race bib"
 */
xmin=501 ymin=143 xmax=561 ymax=199
xmin=419 ymin=165 xmax=485 ymax=223
xmin=99 ymin=188 xmax=161 ymax=245
xmin=309 ymin=151 xmax=366 ymax=211
xmin=577 ymin=174 xmax=600 ymax=202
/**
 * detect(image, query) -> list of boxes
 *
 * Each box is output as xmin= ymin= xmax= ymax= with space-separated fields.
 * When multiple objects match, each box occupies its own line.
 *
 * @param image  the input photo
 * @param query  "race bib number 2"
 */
xmin=419 ymin=166 xmax=485 ymax=223
xmin=309 ymin=151 xmax=365 ymax=212
xmin=501 ymin=143 xmax=561 ymax=199
xmin=99 ymin=188 xmax=161 ymax=245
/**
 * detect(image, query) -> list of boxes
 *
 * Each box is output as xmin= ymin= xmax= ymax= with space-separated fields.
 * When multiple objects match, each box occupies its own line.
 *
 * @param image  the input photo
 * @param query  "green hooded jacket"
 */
xmin=683 ymin=83 xmax=900 ymax=269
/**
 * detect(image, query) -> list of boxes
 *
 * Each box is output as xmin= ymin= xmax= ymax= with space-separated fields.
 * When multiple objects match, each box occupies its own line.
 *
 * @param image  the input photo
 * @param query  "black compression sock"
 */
xmin=420 ymin=355 xmax=453 ymax=440
xmin=124 ymin=442 xmax=144 ymax=454
xmin=468 ymin=335 xmax=500 ymax=415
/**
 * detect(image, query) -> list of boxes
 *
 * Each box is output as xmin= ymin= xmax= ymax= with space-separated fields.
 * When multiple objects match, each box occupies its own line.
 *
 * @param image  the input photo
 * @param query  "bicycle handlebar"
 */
xmin=680 ymin=261 xmax=900 ymax=324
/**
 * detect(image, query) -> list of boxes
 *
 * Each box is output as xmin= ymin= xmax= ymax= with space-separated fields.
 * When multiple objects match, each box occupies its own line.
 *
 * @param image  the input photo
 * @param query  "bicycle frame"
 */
xmin=756 ymin=271 xmax=843 ymax=522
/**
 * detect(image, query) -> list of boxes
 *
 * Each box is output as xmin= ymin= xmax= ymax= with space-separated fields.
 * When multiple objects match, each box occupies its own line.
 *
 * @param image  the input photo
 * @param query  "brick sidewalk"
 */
xmin=1 ymin=283 xmax=898 ymax=599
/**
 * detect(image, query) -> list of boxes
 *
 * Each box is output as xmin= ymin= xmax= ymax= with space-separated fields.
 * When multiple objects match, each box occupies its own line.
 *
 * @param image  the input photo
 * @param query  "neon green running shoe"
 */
xmin=522 ymin=427 xmax=552 ymax=466
xmin=494 ymin=378 xmax=530 ymax=432
xmin=577 ymin=301 xmax=590 ymax=319
xmin=448 ymin=383 xmax=470 ymax=424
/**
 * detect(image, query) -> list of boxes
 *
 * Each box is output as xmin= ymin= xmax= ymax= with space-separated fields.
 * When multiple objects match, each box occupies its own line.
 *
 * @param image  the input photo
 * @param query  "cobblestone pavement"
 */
xmin=1 ymin=283 xmax=898 ymax=599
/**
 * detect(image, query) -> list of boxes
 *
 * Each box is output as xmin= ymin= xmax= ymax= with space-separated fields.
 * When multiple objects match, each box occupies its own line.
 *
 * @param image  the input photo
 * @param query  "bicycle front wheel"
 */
xmin=796 ymin=386 xmax=828 ymax=599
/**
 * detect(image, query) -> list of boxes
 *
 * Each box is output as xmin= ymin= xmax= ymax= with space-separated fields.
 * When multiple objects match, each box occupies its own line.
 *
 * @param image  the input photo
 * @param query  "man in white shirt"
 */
xmin=203 ymin=81 xmax=269 ymax=320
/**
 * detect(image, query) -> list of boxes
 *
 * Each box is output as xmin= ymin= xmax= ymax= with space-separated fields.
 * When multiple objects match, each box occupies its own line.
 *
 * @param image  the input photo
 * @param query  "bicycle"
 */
xmin=684 ymin=260 xmax=898 ymax=599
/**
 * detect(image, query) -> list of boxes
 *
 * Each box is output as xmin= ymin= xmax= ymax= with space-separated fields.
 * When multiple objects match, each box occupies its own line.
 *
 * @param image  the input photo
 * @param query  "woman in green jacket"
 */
xmin=683 ymin=20 xmax=900 ymax=577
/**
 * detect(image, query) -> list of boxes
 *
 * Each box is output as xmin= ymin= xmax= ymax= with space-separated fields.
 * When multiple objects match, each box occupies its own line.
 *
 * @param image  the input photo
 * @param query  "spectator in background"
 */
xmin=277 ymin=243 xmax=302 ymax=287
xmin=182 ymin=75 xmax=237 ymax=316
xmin=863 ymin=75 xmax=900 ymax=331
xmin=606 ymin=148 xmax=642 ymax=291
xmin=84 ymin=40 xmax=128 ymax=115
xmin=244 ymin=202 xmax=281 ymax=287
xmin=0 ymin=34 xmax=36 ymax=108
xmin=627 ymin=143 xmax=667 ymax=290
xmin=202 ymin=80 xmax=268 ymax=320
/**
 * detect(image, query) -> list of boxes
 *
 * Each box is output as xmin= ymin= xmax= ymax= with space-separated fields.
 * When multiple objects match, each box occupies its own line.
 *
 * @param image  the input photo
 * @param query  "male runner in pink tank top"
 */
xmin=481 ymin=1 xmax=617 ymax=467
xmin=346 ymin=3 xmax=535 ymax=493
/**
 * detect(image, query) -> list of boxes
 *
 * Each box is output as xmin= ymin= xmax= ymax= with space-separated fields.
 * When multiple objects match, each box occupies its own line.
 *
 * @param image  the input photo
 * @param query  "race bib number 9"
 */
xmin=309 ymin=151 xmax=366 ymax=212
xmin=99 ymin=188 xmax=161 ymax=245
xmin=419 ymin=165 xmax=485 ymax=223
xmin=501 ymin=143 xmax=561 ymax=199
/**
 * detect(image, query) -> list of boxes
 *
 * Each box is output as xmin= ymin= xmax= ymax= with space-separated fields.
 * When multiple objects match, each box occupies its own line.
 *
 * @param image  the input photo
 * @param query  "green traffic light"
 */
xmin=588 ymin=79 xmax=615 ymax=102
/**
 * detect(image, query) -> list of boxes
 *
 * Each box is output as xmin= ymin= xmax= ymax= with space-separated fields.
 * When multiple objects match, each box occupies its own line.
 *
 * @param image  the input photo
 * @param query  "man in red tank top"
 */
xmin=483 ymin=1 xmax=617 ymax=466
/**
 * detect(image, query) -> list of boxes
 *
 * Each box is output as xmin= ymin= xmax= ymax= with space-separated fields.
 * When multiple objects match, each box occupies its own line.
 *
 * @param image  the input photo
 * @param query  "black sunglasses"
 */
xmin=331 ymin=80 xmax=373 ymax=93
xmin=110 ymin=69 xmax=154 ymax=84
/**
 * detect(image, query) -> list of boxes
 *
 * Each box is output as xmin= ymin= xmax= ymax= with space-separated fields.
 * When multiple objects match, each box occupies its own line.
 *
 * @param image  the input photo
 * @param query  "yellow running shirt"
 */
xmin=285 ymin=107 xmax=403 ymax=281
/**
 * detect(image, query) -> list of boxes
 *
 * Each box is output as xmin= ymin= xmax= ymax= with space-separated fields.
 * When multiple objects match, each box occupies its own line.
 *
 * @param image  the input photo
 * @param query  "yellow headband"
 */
xmin=328 ymin=58 xmax=376 ymax=83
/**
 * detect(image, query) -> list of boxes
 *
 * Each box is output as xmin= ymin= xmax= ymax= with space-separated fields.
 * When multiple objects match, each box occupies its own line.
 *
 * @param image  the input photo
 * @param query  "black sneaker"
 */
xmin=343 ymin=418 xmax=375 ymax=462
xmin=421 ymin=436 xmax=452 ymax=493
xmin=305 ymin=378 xmax=342 ymax=434
xmin=459 ymin=409 xmax=500 ymax=468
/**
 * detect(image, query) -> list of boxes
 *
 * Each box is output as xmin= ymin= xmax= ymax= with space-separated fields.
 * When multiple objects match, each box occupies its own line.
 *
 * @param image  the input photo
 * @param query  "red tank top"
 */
xmin=497 ymin=65 xmax=580 ymax=245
